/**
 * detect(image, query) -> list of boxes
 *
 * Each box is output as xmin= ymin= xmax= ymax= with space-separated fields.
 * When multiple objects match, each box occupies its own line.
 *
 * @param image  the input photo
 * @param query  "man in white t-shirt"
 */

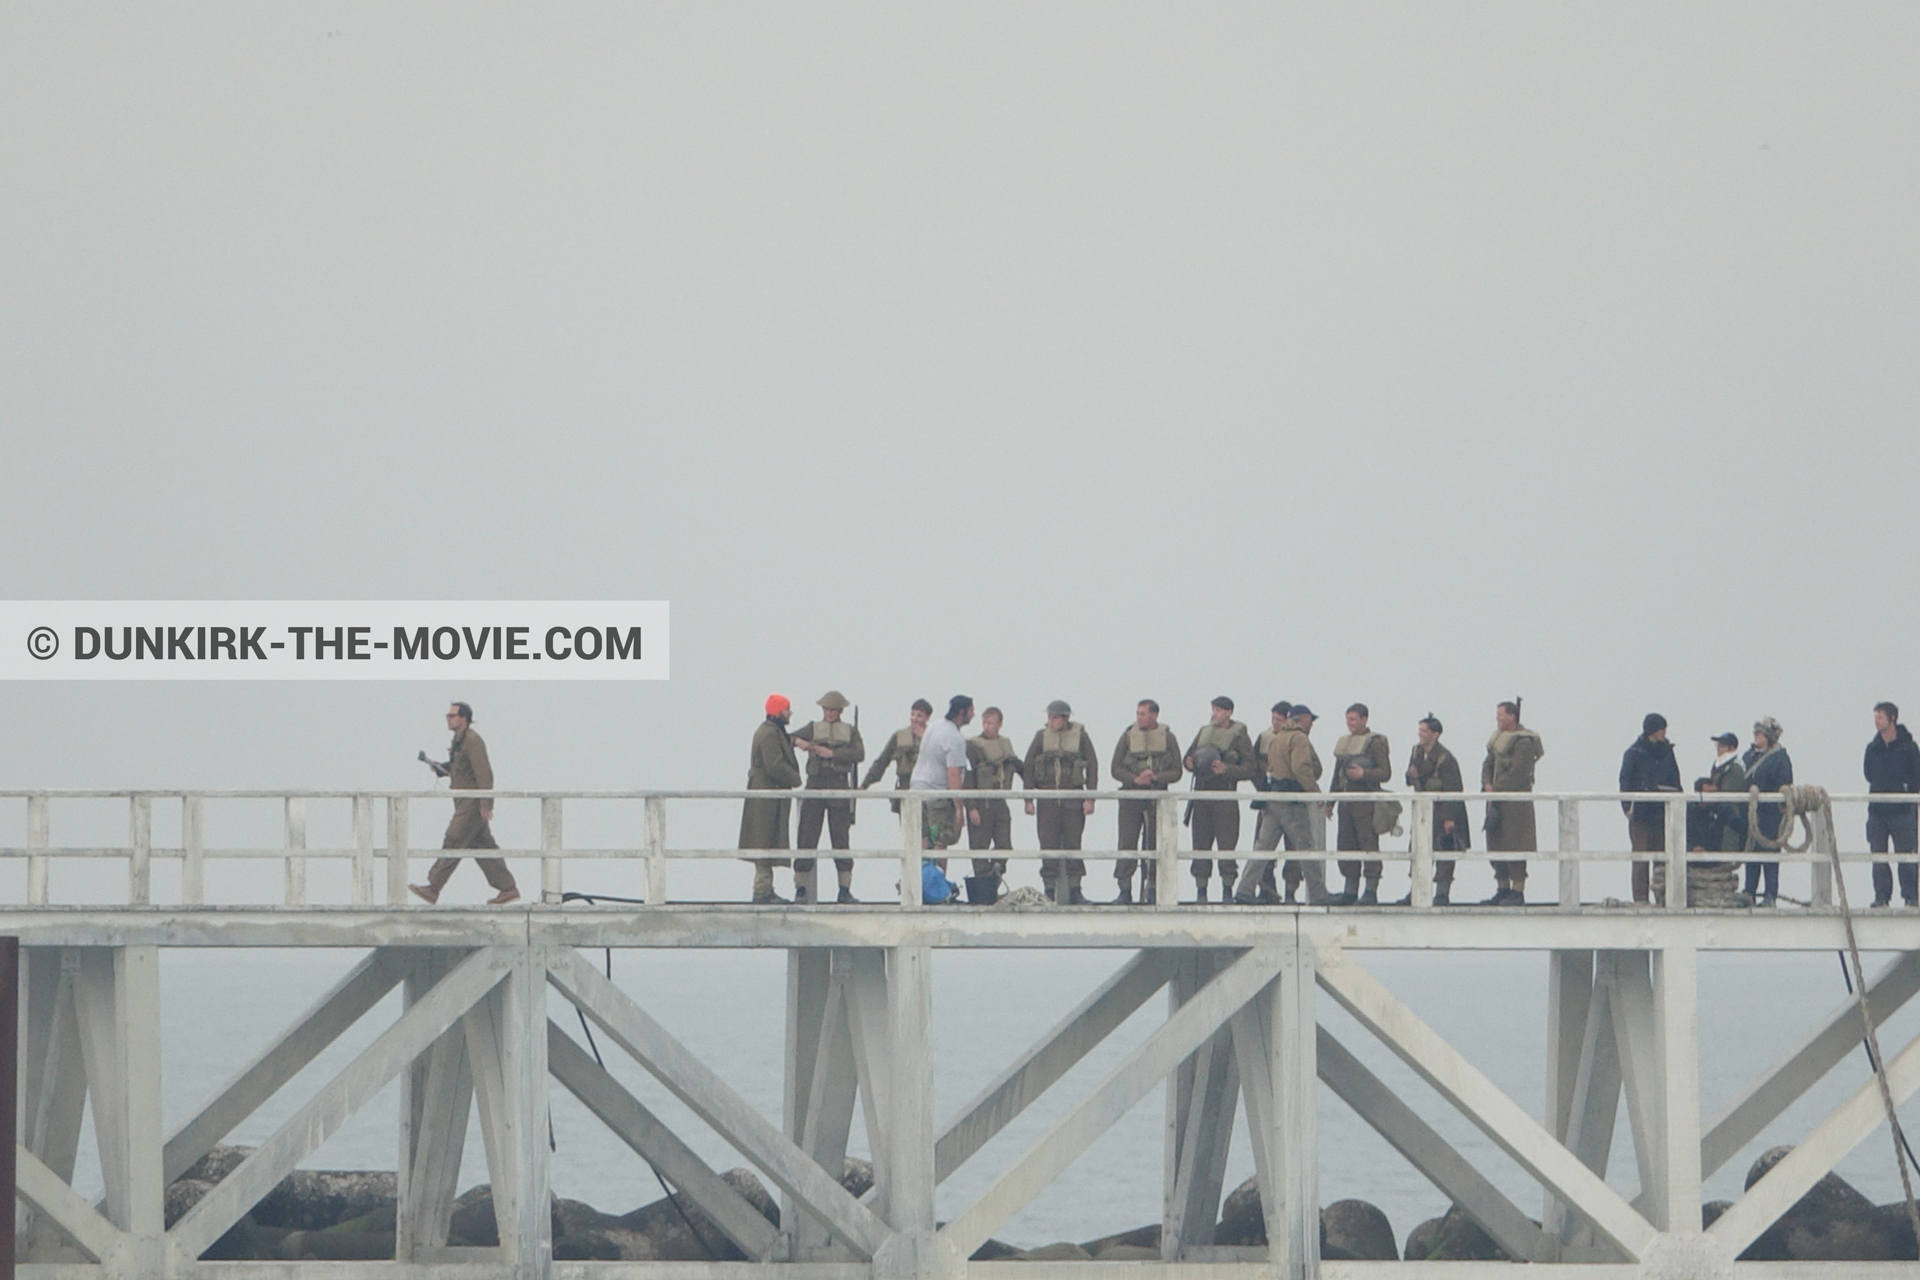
xmin=911 ymin=695 xmax=975 ymax=851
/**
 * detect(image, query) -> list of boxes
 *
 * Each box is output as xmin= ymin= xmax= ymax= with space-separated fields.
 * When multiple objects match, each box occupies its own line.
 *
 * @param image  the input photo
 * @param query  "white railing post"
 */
xmin=351 ymin=795 xmax=375 ymax=907
xmin=1410 ymin=795 xmax=1434 ymax=908
xmin=182 ymin=795 xmax=205 ymax=905
xmin=1664 ymin=794 xmax=1689 ymax=911
xmin=644 ymin=795 xmax=668 ymax=906
xmin=1810 ymin=801 xmax=1835 ymax=908
xmin=541 ymin=795 xmax=564 ymax=904
xmin=284 ymin=796 xmax=307 ymax=906
xmin=900 ymin=793 xmax=923 ymax=907
xmin=1558 ymin=799 xmax=1582 ymax=909
xmin=27 ymin=793 xmax=49 ymax=905
xmin=386 ymin=796 xmax=410 ymax=905
xmin=1155 ymin=795 xmax=1179 ymax=910
xmin=129 ymin=794 xmax=151 ymax=906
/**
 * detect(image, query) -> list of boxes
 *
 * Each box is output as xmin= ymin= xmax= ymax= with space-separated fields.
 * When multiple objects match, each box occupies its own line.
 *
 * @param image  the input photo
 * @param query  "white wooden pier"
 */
xmin=8 ymin=787 xmax=1920 ymax=1280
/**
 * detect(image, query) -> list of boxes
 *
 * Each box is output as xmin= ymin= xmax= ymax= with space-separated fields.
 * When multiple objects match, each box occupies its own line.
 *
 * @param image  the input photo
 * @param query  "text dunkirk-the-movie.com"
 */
xmin=1 ymin=602 xmax=669 ymax=680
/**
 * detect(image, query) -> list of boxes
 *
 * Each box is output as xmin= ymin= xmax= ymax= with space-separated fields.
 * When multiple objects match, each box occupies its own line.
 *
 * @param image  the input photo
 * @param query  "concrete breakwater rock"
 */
xmin=162 ymin=1144 xmax=1917 ymax=1263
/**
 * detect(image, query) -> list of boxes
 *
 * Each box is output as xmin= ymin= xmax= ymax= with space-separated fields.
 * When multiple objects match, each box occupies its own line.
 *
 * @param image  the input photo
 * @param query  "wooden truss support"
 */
xmin=169 ymin=947 xmax=512 ymax=1263
xmin=1316 ymin=1027 xmax=1538 ymax=1261
xmin=937 ymin=947 xmax=1286 ymax=1263
xmin=547 ymin=1021 xmax=779 ymax=1260
xmin=73 ymin=946 xmax=164 ymax=1252
xmin=547 ymin=948 xmax=891 ymax=1260
xmin=1703 ymin=949 xmax=1920 ymax=1179
xmin=1709 ymin=1004 xmax=1920 ymax=1255
xmin=20 ymin=948 xmax=87 ymax=1259
xmin=1163 ymin=952 xmax=1237 ymax=1259
xmin=1316 ymin=943 xmax=1659 ymax=1261
xmin=939 ymin=950 xmax=1175 ymax=1183
xmin=165 ymin=947 xmax=416 ymax=1184
xmin=15 ymin=1145 xmax=120 ymax=1265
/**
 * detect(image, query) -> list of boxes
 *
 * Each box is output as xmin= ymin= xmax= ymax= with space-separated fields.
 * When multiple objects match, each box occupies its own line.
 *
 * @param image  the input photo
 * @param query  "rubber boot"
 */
xmin=1068 ymin=877 xmax=1087 ymax=905
xmin=1113 ymin=876 xmax=1133 ymax=906
xmin=1192 ymin=877 xmax=1210 ymax=905
xmin=1434 ymin=883 xmax=1452 ymax=907
xmin=1359 ymin=877 xmax=1380 ymax=906
xmin=1328 ymin=876 xmax=1360 ymax=907
xmin=752 ymin=866 xmax=789 ymax=905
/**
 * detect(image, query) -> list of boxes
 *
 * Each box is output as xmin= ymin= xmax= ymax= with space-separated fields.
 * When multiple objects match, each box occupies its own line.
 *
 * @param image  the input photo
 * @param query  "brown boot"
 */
xmin=409 ymin=883 xmax=440 ymax=905
xmin=488 ymin=887 xmax=521 ymax=905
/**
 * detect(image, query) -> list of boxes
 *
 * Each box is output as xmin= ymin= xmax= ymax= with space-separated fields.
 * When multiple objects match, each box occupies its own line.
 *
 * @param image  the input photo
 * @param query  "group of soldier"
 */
xmin=738 ymin=691 xmax=1547 ymax=906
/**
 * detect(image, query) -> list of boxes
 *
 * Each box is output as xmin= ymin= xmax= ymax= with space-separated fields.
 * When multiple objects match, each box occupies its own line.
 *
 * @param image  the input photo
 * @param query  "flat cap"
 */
xmin=1046 ymin=699 xmax=1072 ymax=718
xmin=817 ymin=690 xmax=849 ymax=710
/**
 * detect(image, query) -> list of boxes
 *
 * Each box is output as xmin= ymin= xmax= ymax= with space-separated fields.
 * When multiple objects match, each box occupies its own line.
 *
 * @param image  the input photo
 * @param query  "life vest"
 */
xmin=1121 ymin=725 xmax=1172 ymax=778
xmin=972 ymin=736 xmax=1018 ymax=789
xmin=891 ymin=728 xmax=920 ymax=781
xmin=803 ymin=719 xmax=853 ymax=777
xmin=1037 ymin=724 xmax=1089 ymax=789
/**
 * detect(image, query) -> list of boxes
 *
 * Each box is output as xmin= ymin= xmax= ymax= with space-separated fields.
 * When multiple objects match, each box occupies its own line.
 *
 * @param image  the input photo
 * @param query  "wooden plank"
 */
xmin=1163 ymin=1026 xmax=1236 ymax=1256
xmin=1650 ymin=944 xmax=1702 ymax=1232
xmin=168 ymin=948 xmax=510 ymax=1262
xmin=547 ymin=1022 xmax=778 ymax=1260
xmin=1272 ymin=943 xmax=1318 ymax=1277
xmin=884 ymin=946 xmax=935 ymax=1236
xmin=935 ymin=950 xmax=1174 ymax=1181
xmin=1317 ymin=1028 xmax=1538 ymax=1261
xmin=1314 ymin=944 xmax=1658 ymax=1260
xmin=164 ymin=948 xmax=414 ymax=1183
xmin=545 ymin=949 xmax=890 ymax=1259
xmin=401 ymin=1023 xmax=473 ymax=1257
xmin=939 ymin=947 xmax=1287 ymax=1259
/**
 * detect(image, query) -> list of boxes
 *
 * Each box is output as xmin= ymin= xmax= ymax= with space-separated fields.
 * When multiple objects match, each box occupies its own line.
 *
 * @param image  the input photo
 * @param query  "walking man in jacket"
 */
xmin=1403 ymin=714 xmax=1468 ymax=906
xmin=1865 ymin=702 xmax=1920 ymax=908
xmin=1619 ymin=714 xmax=1682 ymax=904
xmin=411 ymin=702 xmax=520 ymax=905
xmin=1742 ymin=717 xmax=1793 ymax=906
xmin=1111 ymin=699 xmax=1183 ymax=904
xmin=1481 ymin=699 xmax=1544 ymax=906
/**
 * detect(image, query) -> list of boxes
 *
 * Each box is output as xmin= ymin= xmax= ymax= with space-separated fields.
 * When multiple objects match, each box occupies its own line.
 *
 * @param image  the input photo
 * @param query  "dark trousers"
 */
xmin=429 ymin=806 xmax=516 ymax=893
xmin=795 ymin=797 xmax=853 ymax=876
xmin=968 ymin=799 xmax=1012 ymax=876
xmin=1743 ymin=854 xmax=1779 ymax=899
xmin=1434 ymin=828 xmax=1464 ymax=886
xmin=1190 ymin=795 xmax=1239 ymax=883
xmin=1628 ymin=814 xmax=1662 ymax=903
xmin=1036 ymin=800 xmax=1087 ymax=883
xmin=1115 ymin=795 xmax=1159 ymax=882
xmin=1869 ymin=808 xmax=1919 ymax=904
xmin=1336 ymin=800 xmax=1382 ymax=881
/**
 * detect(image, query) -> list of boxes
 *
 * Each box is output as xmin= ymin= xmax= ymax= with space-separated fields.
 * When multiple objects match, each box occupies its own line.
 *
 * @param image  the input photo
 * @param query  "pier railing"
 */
xmin=0 ymin=787 xmax=1910 ymax=909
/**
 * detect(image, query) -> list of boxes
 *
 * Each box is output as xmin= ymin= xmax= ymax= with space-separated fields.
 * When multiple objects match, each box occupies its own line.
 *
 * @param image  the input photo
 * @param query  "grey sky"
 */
xmin=2 ymin=6 xmax=1917 ymax=898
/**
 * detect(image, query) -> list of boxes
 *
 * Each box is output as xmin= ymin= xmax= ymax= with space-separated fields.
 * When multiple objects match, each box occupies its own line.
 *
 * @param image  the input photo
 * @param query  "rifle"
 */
xmin=417 ymin=749 xmax=450 ymax=779
xmin=847 ymin=705 xmax=859 ymax=827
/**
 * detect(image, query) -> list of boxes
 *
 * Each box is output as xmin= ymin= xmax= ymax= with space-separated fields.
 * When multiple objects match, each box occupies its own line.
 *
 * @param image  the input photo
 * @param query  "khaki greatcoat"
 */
xmin=739 ymin=717 xmax=802 ymax=860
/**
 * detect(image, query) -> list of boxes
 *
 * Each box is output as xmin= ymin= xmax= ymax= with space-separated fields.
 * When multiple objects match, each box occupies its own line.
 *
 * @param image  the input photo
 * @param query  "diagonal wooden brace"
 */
xmin=1316 ymin=943 xmax=1658 ymax=1261
xmin=167 ymin=948 xmax=511 ymax=1263
xmin=546 ymin=948 xmax=891 ymax=1260
xmin=938 ymin=946 xmax=1286 ymax=1261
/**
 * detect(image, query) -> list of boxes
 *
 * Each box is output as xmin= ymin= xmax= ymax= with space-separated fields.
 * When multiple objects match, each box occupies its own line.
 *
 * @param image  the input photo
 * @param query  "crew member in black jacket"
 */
xmin=1864 ymin=701 xmax=1920 ymax=908
xmin=1619 ymin=714 xmax=1682 ymax=905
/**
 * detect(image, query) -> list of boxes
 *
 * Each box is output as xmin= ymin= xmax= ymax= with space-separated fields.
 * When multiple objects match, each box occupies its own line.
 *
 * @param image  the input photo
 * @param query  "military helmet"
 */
xmin=1046 ymin=699 xmax=1072 ymax=718
xmin=1191 ymin=744 xmax=1222 ymax=773
xmin=817 ymin=690 xmax=850 ymax=710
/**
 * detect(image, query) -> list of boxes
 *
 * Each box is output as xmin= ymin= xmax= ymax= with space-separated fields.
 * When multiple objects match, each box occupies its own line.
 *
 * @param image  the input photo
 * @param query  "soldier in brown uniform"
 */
xmin=862 ymin=698 xmax=932 ymax=814
xmin=1024 ymin=699 xmax=1100 ymax=904
xmin=740 ymin=694 xmax=803 ymax=904
xmin=411 ymin=702 xmax=520 ymax=905
xmin=1481 ymin=698 xmax=1545 ymax=906
xmin=1403 ymin=714 xmax=1469 ymax=906
xmin=792 ymin=690 xmax=866 ymax=904
xmin=1236 ymin=703 xmax=1327 ymax=904
xmin=1329 ymin=703 xmax=1394 ymax=906
xmin=1110 ymin=700 xmax=1183 ymax=904
xmin=965 ymin=707 xmax=1024 ymax=882
xmin=1185 ymin=696 xmax=1256 ymax=903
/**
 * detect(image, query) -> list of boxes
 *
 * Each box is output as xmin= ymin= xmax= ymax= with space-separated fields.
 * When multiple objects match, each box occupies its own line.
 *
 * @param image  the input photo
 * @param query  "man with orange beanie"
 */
xmin=740 ymin=694 xmax=802 ymax=903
